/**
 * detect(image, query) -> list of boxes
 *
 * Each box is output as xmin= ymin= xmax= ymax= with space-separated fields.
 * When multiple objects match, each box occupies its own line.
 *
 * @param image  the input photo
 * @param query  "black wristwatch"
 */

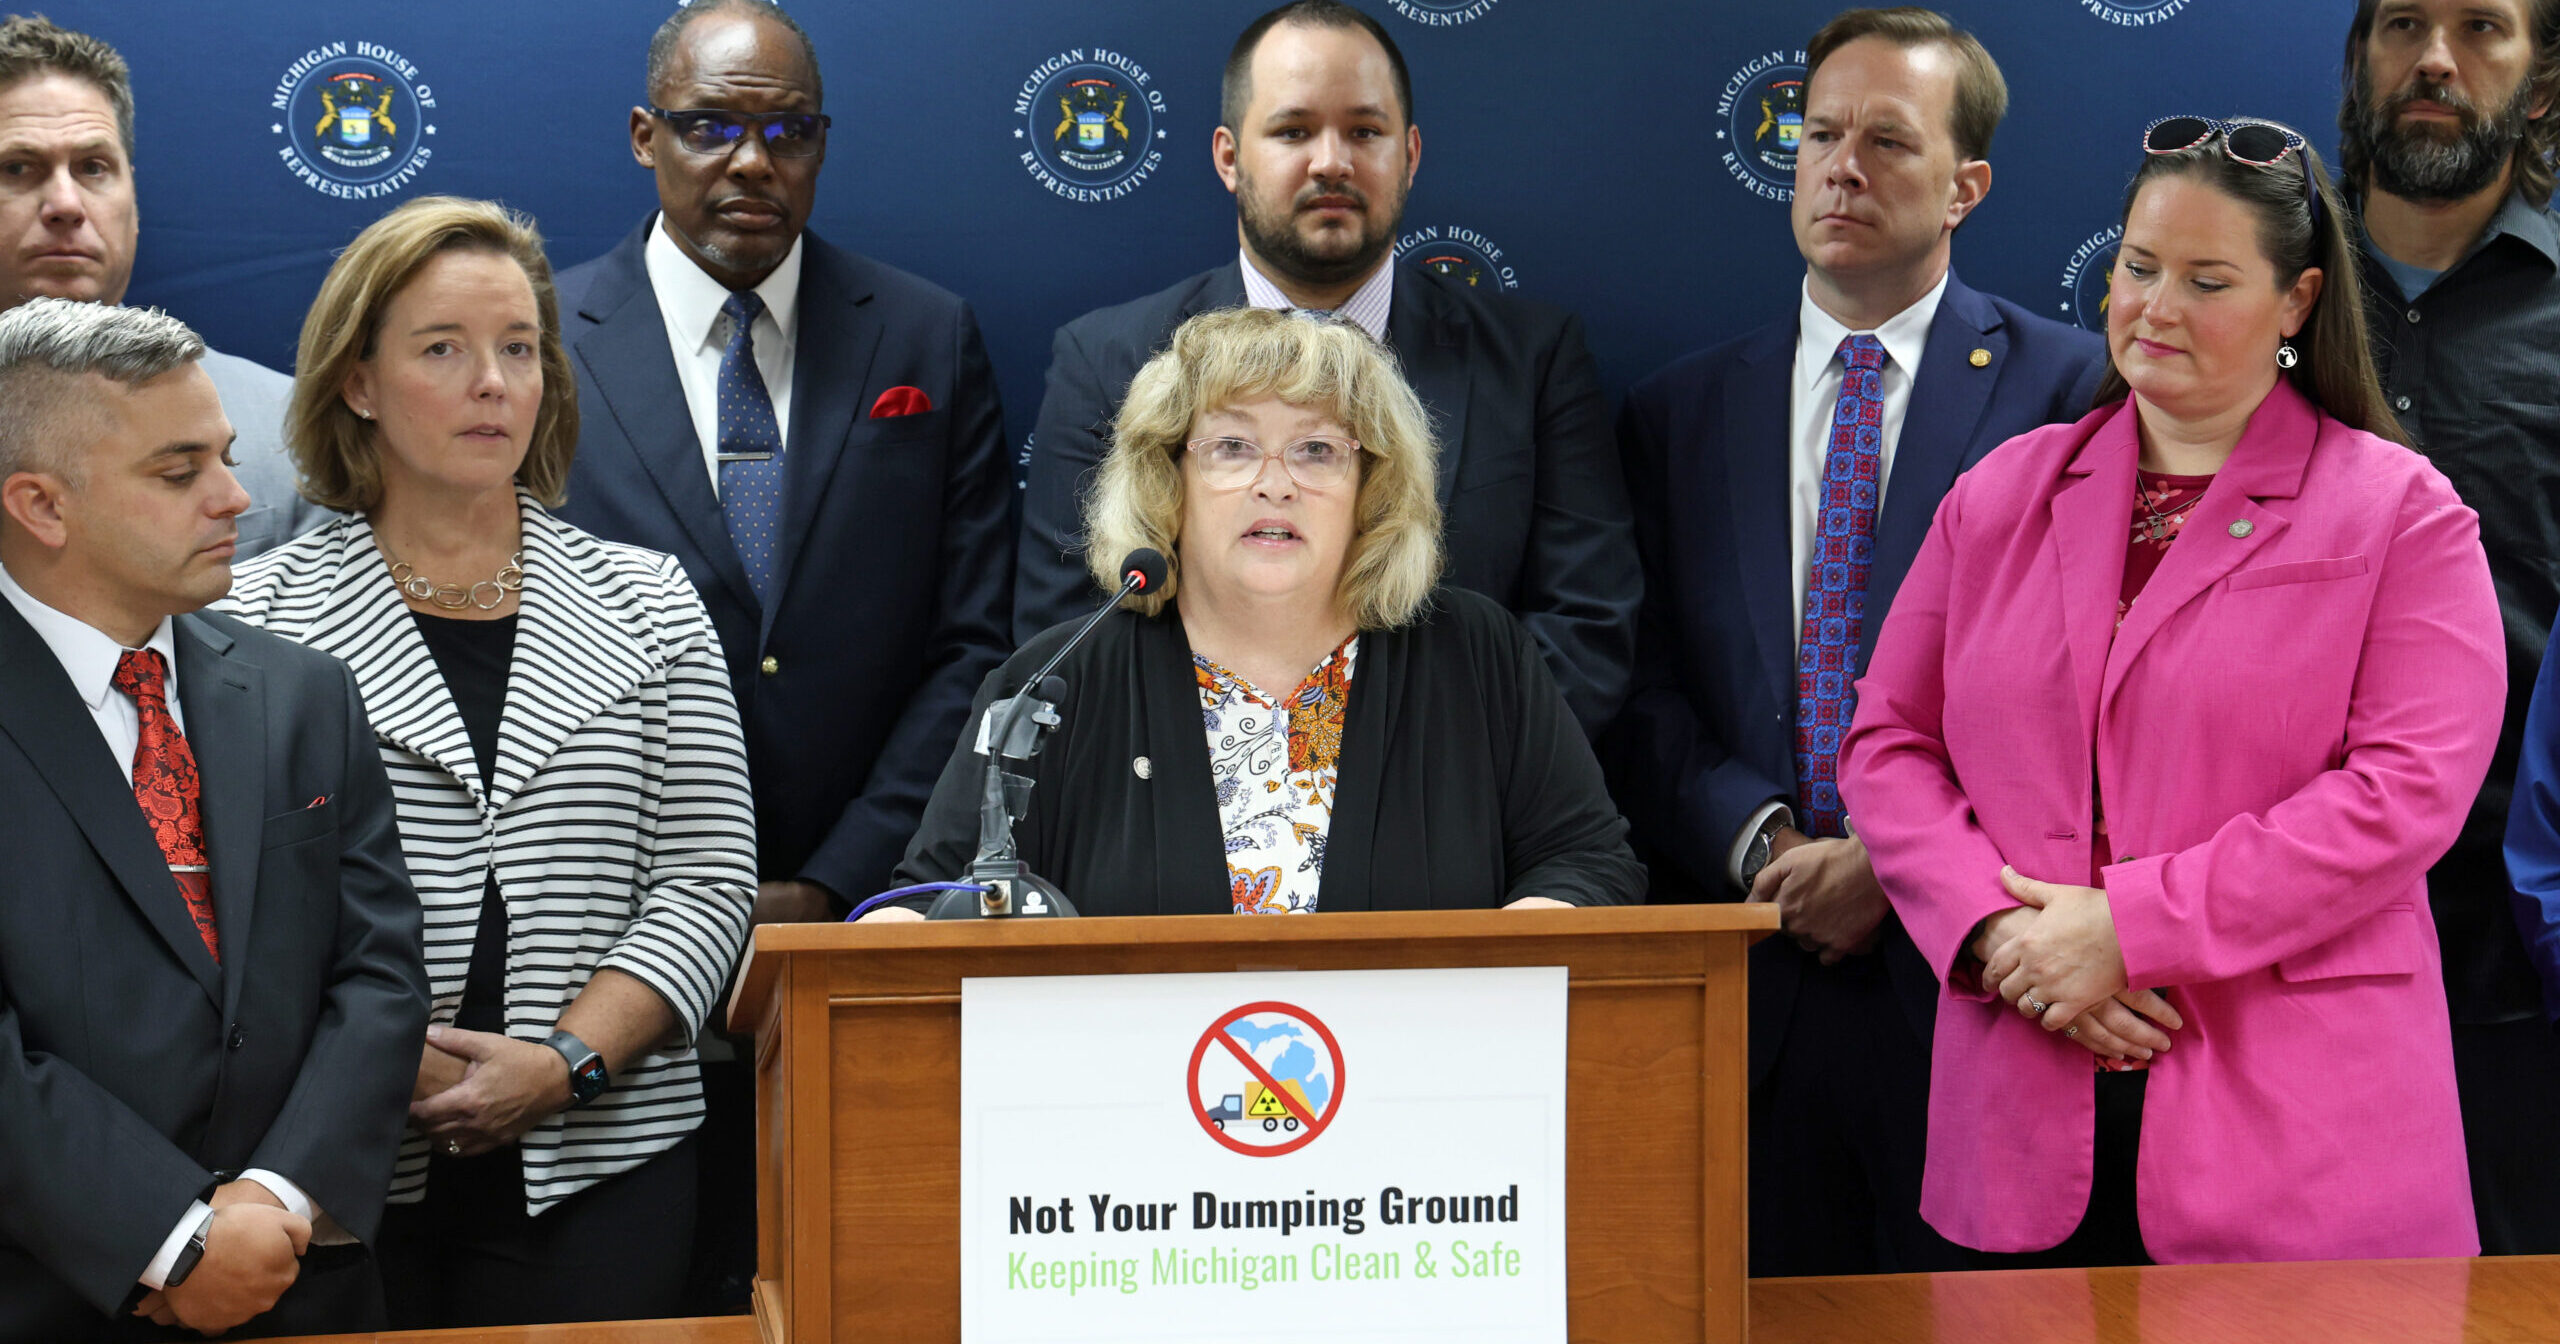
xmin=544 ymin=1030 xmax=610 ymax=1107
xmin=164 ymin=1211 xmax=213 ymax=1288
xmin=1739 ymin=806 xmax=1795 ymax=891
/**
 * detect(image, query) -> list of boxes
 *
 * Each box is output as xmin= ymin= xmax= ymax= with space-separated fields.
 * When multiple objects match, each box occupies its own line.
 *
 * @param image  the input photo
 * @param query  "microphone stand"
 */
xmin=928 ymin=561 xmax=1154 ymax=919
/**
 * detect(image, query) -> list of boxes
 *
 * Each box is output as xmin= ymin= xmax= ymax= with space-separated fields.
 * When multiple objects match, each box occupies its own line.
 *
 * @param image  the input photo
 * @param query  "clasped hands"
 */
xmin=131 ymin=1180 xmax=309 ymax=1336
xmin=1976 ymin=866 xmax=2183 ymax=1066
xmin=408 ymin=1022 xmax=574 ymax=1159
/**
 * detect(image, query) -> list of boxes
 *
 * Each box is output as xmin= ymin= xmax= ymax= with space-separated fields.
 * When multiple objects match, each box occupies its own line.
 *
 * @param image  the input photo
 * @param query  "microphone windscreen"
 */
xmin=1121 ymin=547 xmax=1169 ymax=593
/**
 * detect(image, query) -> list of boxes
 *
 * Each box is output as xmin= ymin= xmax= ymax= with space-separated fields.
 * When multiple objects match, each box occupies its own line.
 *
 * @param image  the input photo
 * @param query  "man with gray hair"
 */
xmin=0 ymin=298 xmax=425 ymax=1340
xmin=0 ymin=13 xmax=329 ymax=558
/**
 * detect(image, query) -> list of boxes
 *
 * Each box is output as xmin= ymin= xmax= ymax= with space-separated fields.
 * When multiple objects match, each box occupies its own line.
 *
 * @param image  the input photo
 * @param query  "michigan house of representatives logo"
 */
xmin=270 ymin=41 xmax=436 ymax=199
xmin=1383 ymin=0 xmax=1502 ymax=26
xmin=1396 ymin=224 xmax=1520 ymax=292
xmin=1012 ymin=48 xmax=1167 ymax=203
xmin=1717 ymin=51 xmax=1808 ymax=201
xmin=2060 ymin=224 xmax=2123 ymax=332
xmin=2077 ymin=0 xmax=2190 ymax=26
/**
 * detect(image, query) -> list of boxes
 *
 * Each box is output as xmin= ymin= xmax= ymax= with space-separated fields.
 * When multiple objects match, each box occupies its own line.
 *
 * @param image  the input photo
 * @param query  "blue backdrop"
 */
xmin=47 ymin=0 xmax=2340 ymax=475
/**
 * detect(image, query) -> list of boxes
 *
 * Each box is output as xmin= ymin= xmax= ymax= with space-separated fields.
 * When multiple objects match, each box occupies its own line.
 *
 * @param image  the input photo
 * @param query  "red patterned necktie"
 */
xmin=1794 ymin=333 xmax=1888 ymax=839
xmin=111 ymin=648 xmax=218 ymax=963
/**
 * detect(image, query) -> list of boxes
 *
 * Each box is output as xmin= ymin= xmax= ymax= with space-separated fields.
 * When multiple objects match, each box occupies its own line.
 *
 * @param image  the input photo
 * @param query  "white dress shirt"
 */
xmin=1239 ymin=248 xmax=1395 ymax=342
xmin=0 ymin=561 xmax=330 ymax=1287
xmin=644 ymin=213 xmax=804 ymax=496
xmin=1727 ymin=272 xmax=1949 ymax=887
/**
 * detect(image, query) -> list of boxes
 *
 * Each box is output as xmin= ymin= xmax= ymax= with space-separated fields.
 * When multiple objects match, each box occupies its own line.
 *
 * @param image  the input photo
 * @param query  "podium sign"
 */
xmin=959 ymin=968 xmax=1569 ymax=1344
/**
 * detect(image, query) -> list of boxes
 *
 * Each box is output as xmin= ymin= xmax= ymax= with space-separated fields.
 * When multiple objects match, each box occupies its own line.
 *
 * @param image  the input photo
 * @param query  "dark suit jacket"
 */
xmin=896 ymin=588 xmax=1644 ymax=912
xmin=555 ymin=220 xmax=1013 ymax=905
xmin=0 ymin=601 xmax=426 ymax=1341
xmin=1014 ymin=261 xmax=1639 ymax=737
xmin=1610 ymin=274 xmax=2105 ymax=1081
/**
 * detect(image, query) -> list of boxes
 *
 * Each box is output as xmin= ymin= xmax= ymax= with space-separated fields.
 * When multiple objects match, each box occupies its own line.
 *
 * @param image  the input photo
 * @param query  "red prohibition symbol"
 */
xmin=1187 ymin=1000 xmax=1345 ymax=1157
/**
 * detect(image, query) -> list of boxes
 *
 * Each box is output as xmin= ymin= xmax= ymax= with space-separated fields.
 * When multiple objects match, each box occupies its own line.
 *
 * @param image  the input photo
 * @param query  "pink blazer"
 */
xmin=1839 ymin=381 xmax=2502 ymax=1262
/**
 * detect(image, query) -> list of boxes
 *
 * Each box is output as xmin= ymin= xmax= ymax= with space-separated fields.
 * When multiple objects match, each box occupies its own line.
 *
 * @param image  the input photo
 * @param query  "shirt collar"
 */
xmin=2479 ymin=191 xmax=2560 ymax=269
xmin=1795 ymin=270 xmax=1950 ymax=389
xmin=2357 ymin=188 xmax=2560 ymax=274
xmin=0 ymin=558 xmax=179 ymax=713
xmin=1238 ymin=248 xmax=1396 ymax=342
xmin=645 ymin=211 xmax=806 ymax=354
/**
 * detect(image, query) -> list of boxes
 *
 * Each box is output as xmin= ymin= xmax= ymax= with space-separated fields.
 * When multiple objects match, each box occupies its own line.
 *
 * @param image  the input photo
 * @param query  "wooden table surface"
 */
xmin=250 ymin=1254 xmax=2560 ymax=1343
xmin=1750 ymin=1255 xmax=2560 ymax=1343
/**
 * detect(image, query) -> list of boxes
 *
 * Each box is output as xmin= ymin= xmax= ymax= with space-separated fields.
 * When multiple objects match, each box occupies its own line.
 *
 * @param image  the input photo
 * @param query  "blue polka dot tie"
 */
xmin=715 ymin=290 xmax=785 ymax=606
xmin=1794 ymin=333 xmax=1887 ymax=839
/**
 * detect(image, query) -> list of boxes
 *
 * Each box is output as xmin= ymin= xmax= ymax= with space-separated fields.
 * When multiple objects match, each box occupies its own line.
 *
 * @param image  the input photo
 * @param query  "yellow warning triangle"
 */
xmin=1246 ymin=1081 xmax=1308 ymax=1117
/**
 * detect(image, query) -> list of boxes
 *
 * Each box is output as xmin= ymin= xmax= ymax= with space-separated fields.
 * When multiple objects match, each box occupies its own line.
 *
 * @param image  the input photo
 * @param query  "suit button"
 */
xmin=2395 ymin=395 xmax=2413 ymax=412
xmin=227 ymin=1024 xmax=245 ymax=1052
xmin=760 ymin=655 xmax=780 ymax=676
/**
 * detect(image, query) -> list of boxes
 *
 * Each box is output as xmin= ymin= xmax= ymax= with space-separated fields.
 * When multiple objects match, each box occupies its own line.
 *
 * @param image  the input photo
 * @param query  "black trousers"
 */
xmin=1749 ymin=954 xmax=1969 ymax=1276
xmin=686 ymin=1049 xmax=759 ymax=1314
xmin=377 ymin=1134 xmax=697 ymax=1328
xmin=2454 ymin=1018 xmax=2560 ymax=1254
xmin=1967 ymin=1069 xmax=2153 ymax=1269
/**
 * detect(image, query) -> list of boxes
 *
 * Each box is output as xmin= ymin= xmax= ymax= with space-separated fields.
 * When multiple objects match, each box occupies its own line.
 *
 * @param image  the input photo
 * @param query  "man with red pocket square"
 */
xmin=550 ymin=0 xmax=1011 ymax=1311
xmin=0 ymin=298 xmax=426 ymax=1341
xmin=556 ymin=0 xmax=1009 ymax=921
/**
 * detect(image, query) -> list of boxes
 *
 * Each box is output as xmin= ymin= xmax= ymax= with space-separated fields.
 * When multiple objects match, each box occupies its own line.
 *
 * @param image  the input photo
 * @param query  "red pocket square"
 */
xmin=871 ymin=385 xmax=933 ymax=418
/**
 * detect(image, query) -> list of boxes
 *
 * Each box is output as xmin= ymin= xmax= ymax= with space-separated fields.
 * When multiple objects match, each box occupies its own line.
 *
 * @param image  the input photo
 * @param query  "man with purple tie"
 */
xmin=1608 ymin=7 xmax=2102 ymax=1276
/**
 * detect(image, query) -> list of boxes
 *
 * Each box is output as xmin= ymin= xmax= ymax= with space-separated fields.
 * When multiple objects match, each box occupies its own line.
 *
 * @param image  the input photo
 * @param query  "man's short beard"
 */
xmin=1236 ymin=171 xmax=1406 ymax=290
xmin=2352 ymin=65 xmax=2537 ymax=203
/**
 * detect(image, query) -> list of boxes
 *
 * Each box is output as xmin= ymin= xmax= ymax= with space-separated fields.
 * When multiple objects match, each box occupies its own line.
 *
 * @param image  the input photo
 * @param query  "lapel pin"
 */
xmin=2228 ymin=520 xmax=2254 ymax=538
xmin=1969 ymin=348 xmax=1991 ymax=368
xmin=1133 ymin=756 xmax=1152 ymax=779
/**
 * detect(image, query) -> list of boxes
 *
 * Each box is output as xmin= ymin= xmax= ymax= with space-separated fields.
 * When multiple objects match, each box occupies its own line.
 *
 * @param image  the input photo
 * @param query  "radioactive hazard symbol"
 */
xmin=1187 ymin=1000 xmax=1344 ymax=1157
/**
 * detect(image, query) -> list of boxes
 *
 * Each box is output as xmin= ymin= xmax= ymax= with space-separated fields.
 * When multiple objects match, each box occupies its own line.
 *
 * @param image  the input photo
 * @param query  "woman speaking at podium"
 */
xmin=883 ymin=307 xmax=1641 ymax=917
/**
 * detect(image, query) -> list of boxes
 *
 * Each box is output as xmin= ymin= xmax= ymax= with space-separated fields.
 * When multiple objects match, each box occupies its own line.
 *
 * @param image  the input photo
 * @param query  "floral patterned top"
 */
xmin=1196 ymin=634 xmax=1359 ymax=915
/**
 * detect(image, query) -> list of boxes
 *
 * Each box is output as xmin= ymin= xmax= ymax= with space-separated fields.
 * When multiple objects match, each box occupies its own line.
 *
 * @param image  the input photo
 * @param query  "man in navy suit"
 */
xmin=1611 ymin=8 xmax=2103 ymax=1276
xmin=1014 ymin=0 xmax=1637 ymax=736
xmin=550 ymin=0 xmax=1010 ymax=1309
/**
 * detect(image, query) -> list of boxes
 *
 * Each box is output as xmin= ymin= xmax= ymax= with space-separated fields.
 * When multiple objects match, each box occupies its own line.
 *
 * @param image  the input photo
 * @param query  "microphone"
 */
xmin=931 ymin=548 xmax=1167 ymax=919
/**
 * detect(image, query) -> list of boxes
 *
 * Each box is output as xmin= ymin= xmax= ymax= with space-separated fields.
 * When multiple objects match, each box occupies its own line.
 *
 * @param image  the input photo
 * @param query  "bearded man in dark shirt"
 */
xmin=2339 ymin=0 xmax=2560 ymax=1255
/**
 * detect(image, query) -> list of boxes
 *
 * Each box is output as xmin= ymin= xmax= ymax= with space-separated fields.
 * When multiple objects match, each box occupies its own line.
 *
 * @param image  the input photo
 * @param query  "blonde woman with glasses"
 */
xmin=884 ymin=307 xmax=1640 ymax=917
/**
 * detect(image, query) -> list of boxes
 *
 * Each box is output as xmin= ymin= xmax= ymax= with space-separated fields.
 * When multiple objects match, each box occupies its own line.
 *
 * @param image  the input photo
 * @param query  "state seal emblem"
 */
xmin=2059 ymin=224 xmax=2123 ymax=332
xmin=2077 ymin=0 xmax=2191 ymax=26
xmin=269 ymin=40 xmax=437 ymax=199
xmin=1383 ymin=0 xmax=1503 ymax=25
xmin=1011 ymin=48 xmax=1167 ymax=204
xmin=1395 ymin=224 xmax=1521 ymax=292
xmin=1716 ymin=51 xmax=1809 ymax=202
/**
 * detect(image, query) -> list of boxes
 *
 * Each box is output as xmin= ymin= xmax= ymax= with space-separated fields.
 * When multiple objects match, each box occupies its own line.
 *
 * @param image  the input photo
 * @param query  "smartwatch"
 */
xmin=543 ymin=1030 xmax=610 ymax=1107
xmin=164 ymin=1210 xmax=213 ymax=1288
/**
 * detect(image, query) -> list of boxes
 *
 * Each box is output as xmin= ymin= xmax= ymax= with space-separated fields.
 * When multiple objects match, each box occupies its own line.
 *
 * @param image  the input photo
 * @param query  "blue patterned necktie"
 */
xmin=715 ymin=289 xmax=785 ymax=605
xmin=1794 ymin=333 xmax=1888 ymax=838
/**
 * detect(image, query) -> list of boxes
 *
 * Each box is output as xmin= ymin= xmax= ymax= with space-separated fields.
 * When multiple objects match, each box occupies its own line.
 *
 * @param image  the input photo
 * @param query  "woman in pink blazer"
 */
xmin=1840 ymin=118 xmax=2503 ymax=1265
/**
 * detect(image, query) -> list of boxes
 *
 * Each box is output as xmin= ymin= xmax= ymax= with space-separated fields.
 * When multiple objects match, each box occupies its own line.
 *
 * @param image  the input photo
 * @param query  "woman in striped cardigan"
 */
xmin=218 ymin=197 xmax=754 ymax=1327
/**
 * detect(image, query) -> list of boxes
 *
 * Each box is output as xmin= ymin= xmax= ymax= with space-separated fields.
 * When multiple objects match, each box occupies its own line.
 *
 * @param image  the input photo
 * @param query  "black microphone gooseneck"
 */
xmin=931 ymin=548 xmax=1168 ymax=919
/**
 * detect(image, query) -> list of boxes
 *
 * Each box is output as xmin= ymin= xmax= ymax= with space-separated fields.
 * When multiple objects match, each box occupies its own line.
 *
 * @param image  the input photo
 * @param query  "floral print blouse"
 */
xmin=1195 ymin=634 xmax=1359 ymax=915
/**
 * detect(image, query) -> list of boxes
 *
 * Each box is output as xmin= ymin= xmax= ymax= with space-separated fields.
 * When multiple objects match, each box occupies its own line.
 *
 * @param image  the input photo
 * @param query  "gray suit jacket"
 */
xmin=202 ymin=349 xmax=335 ymax=560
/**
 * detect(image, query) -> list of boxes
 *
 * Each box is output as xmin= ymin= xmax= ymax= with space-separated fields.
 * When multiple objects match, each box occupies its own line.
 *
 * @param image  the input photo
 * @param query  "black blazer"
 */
xmin=555 ymin=219 xmax=1014 ymax=905
xmin=0 ymin=602 xmax=426 ymax=1340
xmin=897 ymin=588 xmax=1643 ymax=912
xmin=1610 ymin=274 xmax=2105 ymax=1081
xmin=1014 ymin=262 xmax=1640 ymax=738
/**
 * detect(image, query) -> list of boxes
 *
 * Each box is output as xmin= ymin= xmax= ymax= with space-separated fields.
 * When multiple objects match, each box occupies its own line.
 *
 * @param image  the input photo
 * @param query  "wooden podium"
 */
xmin=727 ymin=904 xmax=1776 ymax=1344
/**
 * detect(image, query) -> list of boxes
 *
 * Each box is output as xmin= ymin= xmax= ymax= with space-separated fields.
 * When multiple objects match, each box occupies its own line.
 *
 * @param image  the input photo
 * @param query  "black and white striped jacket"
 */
xmin=219 ymin=498 xmax=755 ymax=1213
